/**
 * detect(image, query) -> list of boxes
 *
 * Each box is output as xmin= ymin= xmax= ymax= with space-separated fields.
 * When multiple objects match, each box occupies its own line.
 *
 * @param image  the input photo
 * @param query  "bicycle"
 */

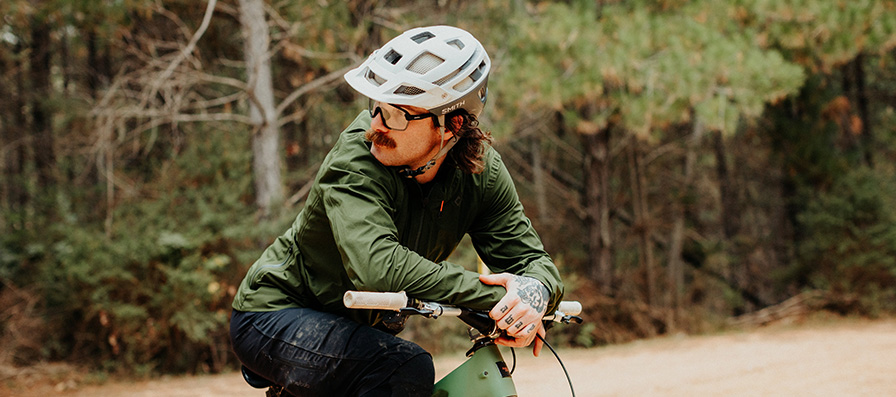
xmin=241 ymin=291 xmax=584 ymax=397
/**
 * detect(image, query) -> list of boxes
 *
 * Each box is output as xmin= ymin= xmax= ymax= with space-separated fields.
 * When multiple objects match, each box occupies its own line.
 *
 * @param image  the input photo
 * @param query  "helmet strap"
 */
xmin=398 ymin=121 xmax=457 ymax=179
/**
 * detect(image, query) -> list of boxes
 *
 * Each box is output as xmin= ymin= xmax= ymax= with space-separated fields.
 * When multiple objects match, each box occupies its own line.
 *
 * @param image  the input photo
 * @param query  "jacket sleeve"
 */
xmin=469 ymin=151 xmax=565 ymax=313
xmin=319 ymin=157 xmax=507 ymax=311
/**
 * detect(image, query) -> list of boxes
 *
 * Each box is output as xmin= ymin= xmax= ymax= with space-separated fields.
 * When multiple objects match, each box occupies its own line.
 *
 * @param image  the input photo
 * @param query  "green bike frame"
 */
xmin=432 ymin=343 xmax=516 ymax=397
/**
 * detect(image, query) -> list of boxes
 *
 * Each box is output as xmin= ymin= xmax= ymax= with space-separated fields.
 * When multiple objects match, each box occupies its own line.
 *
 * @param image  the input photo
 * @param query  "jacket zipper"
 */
xmin=412 ymin=182 xmax=427 ymax=251
xmin=410 ymin=174 xmax=449 ymax=252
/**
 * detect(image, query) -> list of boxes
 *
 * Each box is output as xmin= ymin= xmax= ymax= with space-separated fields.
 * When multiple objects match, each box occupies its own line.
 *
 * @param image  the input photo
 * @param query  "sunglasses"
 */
xmin=369 ymin=100 xmax=436 ymax=131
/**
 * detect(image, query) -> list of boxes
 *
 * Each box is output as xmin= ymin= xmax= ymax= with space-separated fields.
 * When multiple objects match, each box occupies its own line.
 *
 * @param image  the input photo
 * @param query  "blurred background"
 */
xmin=1 ymin=0 xmax=895 ymax=379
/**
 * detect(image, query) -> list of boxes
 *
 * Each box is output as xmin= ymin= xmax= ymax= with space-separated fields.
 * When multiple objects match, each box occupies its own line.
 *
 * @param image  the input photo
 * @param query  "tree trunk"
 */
xmin=852 ymin=54 xmax=873 ymax=167
xmin=713 ymin=130 xmax=738 ymax=283
xmin=667 ymin=120 xmax=703 ymax=330
xmin=628 ymin=139 xmax=656 ymax=307
xmin=582 ymin=129 xmax=613 ymax=295
xmin=714 ymin=130 xmax=738 ymax=242
xmin=841 ymin=54 xmax=873 ymax=167
xmin=0 ymin=51 xmax=6 ymax=212
xmin=87 ymin=28 xmax=102 ymax=97
xmin=30 ymin=18 xmax=56 ymax=202
xmin=239 ymin=0 xmax=283 ymax=217
xmin=532 ymin=134 xmax=549 ymax=225
xmin=84 ymin=27 xmax=109 ymax=205
xmin=11 ymin=44 xmax=28 ymax=230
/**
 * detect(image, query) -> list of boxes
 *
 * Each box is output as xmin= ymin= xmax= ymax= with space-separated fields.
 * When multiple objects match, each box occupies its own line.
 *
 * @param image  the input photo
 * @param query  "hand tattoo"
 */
xmin=515 ymin=276 xmax=549 ymax=314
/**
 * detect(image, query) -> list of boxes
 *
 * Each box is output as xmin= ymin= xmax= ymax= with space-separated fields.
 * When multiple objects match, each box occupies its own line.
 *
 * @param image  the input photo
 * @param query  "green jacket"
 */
xmin=232 ymin=111 xmax=564 ymax=326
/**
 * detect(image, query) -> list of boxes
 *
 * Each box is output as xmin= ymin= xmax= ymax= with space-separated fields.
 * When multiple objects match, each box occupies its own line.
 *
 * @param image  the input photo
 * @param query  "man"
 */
xmin=231 ymin=25 xmax=564 ymax=396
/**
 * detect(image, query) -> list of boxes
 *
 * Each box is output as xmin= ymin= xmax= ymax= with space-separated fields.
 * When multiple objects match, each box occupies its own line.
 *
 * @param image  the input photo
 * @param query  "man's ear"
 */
xmin=436 ymin=114 xmax=460 ymax=142
xmin=448 ymin=114 xmax=464 ymax=133
xmin=437 ymin=115 xmax=456 ymax=141
xmin=441 ymin=126 xmax=456 ymax=142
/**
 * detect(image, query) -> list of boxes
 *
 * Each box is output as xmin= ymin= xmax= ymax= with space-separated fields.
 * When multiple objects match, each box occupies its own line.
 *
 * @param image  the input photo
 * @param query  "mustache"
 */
xmin=365 ymin=129 xmax=396 ymax=149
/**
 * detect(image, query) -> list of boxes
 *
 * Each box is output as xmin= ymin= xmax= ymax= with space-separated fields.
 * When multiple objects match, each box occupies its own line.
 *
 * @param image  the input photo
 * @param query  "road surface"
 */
xmin=7 ymin=318 xmax=896 ymax=396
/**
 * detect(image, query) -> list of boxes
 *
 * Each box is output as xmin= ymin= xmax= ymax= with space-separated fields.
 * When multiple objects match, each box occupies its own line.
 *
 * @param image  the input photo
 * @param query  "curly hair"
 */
xmin=444 ymin=110 xmax=493 ymax=174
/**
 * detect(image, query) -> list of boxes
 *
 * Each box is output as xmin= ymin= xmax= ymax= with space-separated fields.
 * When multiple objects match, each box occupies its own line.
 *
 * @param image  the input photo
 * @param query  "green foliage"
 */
xmin=793 ymin=167 xmax=896 ymax=314
xmin=493 ymin=0 xmax=805 ymax=139
xmin=736 ymin=0 xmax=896 ymax=72
xmin=3 ymin=0 xmax=896 ymax=379
xmin=0 ymin=123 xmax=293 ymax=373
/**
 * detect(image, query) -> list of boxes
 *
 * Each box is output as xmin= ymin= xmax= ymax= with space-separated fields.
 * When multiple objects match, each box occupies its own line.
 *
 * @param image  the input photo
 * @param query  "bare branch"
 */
xmin=92 ymin=108 xmax=252 ymax=125
xmin=281 ymin=41 xmax=362 ymax=61
xmin=186 ymin=92 xmax=245 ymax=111
xmin=276 ymin=63 xmax=358 ymax=116
xmin=181 ymin=70 xmax=247 ymax=90
xmin=277 ymin=108 xmax=309 ymax=128
xmin=142 ymin=0 xmax=218 ymax=109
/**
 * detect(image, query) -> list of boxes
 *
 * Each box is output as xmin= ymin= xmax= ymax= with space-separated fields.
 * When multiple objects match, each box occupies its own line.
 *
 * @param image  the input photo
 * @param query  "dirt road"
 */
xmin=8 ymin=318 xmax=896 ymax=396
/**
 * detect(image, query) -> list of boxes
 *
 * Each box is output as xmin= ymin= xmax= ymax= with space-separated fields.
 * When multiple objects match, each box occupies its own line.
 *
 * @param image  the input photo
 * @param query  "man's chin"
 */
xmin=370 ymin=146 xmax=397 ymax=166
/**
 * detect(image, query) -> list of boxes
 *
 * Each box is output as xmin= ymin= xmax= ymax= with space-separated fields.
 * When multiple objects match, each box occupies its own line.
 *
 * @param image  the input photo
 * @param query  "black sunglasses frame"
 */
xmin=369 ymin=100 xmax=438 ymax=131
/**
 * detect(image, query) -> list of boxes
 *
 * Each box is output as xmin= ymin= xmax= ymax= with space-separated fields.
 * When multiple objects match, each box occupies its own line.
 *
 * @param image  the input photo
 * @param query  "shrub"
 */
xmin=794 ymin=167 xmax=896 ymax=315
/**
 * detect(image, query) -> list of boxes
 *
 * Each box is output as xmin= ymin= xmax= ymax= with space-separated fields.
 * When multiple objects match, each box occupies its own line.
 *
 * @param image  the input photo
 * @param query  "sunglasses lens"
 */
xmin=369 ymin=101 xmax=409 ymax=130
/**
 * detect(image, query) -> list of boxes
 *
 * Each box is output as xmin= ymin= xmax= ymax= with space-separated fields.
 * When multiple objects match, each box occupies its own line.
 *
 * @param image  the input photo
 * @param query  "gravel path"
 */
xmin=8 ymin=318 xmax=896 ymax=396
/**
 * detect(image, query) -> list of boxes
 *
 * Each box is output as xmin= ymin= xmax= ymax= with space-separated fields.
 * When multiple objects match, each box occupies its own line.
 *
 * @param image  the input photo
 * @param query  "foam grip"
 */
xmin=343 ymin=290 xmax=408 ymax=311
xmin=557 ymin=301 xmax=582 ymax=316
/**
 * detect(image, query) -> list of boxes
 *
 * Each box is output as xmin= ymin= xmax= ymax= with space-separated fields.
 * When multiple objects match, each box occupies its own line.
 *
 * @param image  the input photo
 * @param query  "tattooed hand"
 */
xmin=479 ymin=273 xmax=550 ymax=356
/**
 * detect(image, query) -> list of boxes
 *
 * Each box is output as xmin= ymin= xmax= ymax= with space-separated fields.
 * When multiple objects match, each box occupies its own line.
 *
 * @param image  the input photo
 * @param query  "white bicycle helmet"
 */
xmin=344 ymin=25 xmax=490 ymax=118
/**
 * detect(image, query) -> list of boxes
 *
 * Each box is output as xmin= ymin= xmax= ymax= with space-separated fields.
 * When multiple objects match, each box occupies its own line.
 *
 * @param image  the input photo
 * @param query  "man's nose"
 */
xmin=370 ymin=111 xmax=389 ymax=132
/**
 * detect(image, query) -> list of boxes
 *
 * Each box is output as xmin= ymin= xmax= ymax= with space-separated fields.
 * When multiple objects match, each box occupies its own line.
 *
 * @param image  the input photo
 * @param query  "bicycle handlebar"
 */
xmin=343 ymin=290 xmax=409 ymax=311
xmin=342 ymin=290 xmax=582 ymax=320
xmin=343 ymin=290 xmax=583 ymax=395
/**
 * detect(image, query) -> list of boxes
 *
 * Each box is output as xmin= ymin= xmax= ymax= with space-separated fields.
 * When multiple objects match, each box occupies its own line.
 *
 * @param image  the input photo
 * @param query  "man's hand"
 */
xmin=479 ymin=273 xmax=550 ymax=356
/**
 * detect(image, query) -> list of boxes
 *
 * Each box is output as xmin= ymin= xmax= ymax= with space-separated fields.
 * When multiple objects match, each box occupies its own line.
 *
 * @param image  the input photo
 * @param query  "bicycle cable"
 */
xmin=509 ymin=347 xmax=517 ymax=374
xmin=537 ymin=334 xmax=576 ymax=397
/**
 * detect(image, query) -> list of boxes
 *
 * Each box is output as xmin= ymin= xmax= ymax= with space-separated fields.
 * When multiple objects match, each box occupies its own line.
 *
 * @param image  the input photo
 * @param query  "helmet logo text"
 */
xmin=442 ymin=100 xmax=465 ymax=114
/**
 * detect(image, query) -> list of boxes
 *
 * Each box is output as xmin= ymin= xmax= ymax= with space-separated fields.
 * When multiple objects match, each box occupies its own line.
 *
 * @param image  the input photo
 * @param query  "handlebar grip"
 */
xmin=343 ymin=291 xmax=408 ymax=311
xmin=557 ymin=301 xmax=582 ymax=316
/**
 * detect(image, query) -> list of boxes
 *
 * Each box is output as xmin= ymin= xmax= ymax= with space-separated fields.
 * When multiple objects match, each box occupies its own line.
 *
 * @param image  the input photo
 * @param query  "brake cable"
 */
xmin=537 ymin=334 xmax=576 ymax=397
xmin=506 ymin=336 xmax=576 ymax=397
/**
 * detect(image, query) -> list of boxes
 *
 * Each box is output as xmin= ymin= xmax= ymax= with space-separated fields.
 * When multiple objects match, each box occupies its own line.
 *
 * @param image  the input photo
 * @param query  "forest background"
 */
xmin=2 ymin=0 xmax=896 ymax=378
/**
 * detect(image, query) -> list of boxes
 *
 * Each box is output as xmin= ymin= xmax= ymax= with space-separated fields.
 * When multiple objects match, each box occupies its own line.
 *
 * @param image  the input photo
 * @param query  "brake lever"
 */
xmin=562 ymin=315 xmax=583 ymax=324
xmin=398 ymin=307 xmax=435 ymax=317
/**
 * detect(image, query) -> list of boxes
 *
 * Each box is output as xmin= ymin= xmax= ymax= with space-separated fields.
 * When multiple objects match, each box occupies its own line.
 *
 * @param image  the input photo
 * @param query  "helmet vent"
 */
xmin=407 ymin=52 xmax=444 ymax=75
xmin=470 ymin=61 xmax=486 ymax=81
xmin=411 ymin=31 xmax=436 ymax=43
xmin=457 ymin=49 xmax=478 ymax=76
xmin=453 ymin=77 xmax=473 ymax=92
xmin=394 ymin=85 xmax=425 ymax=96
xmin=433 ymin=69 xmax=460 ymax=86
xmin=384 ymin=49 xmax=403 ymax=65
xmin=446 ymin=39 xmax=465 ymax=50
xmin=365 ymin=68 xmax=385 ymax=86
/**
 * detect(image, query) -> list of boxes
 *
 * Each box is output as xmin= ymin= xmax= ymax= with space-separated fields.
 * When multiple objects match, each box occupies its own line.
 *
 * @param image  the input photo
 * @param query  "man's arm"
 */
xmin=468 ymin=150 xmax=565 ymax=312
xmin=468 ymin=150 xmax=564 ymax=354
